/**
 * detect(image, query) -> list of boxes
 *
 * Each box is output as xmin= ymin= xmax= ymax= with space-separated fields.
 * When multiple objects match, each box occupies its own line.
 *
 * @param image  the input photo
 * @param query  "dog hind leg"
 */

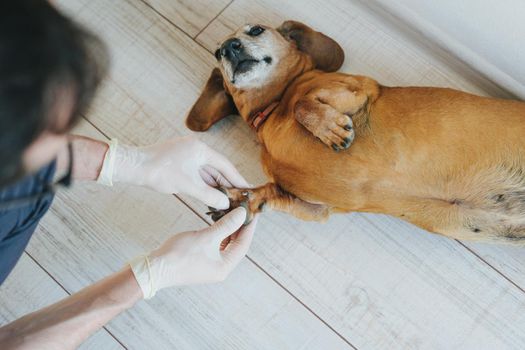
xmin=207 ymin=183 xmax=331 ymax=224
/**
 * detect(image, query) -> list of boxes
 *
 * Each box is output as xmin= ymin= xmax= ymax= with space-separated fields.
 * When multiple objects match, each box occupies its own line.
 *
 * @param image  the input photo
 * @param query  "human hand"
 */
xmin=97 ymin=136 xmax=249 ymax=209
xmin=129 ymin=207 xmax=256 ymax=299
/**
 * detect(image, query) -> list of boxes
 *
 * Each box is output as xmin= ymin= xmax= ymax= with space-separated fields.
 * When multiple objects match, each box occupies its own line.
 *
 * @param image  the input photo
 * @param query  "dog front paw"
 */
xmin=295 ymin=97 xmax=355 ymax=152
xmin=320 ymin=113 xmax=355 ymax=152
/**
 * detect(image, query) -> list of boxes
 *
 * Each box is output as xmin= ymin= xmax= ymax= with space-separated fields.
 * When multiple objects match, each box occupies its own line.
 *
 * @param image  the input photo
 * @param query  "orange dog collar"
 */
xmin=250 ymin=101 xmax=280 ymax=131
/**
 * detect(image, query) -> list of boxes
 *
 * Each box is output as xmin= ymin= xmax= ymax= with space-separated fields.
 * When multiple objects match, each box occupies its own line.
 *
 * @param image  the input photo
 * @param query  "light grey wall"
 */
xmin=369 ymin=0 xmax=525 ymax=99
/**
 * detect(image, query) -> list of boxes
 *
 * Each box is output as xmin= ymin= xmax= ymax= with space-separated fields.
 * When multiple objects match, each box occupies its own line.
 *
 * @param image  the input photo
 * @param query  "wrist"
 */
xmin=96 ymin=139 xmax=119 ymax=186
xmin=64 ymin=135 xmax=109 ymax=181
xmin=83 ymin=138 xmax=109 ymax=181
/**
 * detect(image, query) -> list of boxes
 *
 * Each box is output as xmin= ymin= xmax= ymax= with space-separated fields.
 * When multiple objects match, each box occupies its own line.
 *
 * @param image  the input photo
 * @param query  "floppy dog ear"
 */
xmin=186 ymin=68 xmax=238 ymax=131
xmin=277 ymin=20 xmax=344 ymax=72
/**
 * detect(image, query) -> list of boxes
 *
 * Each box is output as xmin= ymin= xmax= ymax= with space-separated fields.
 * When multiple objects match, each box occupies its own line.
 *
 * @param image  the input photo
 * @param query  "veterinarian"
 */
xmin=0 ymin=2 xmax=257 ymax=348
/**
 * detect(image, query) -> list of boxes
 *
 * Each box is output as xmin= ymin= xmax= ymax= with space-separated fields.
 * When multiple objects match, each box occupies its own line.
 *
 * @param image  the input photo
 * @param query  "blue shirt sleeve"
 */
xmin=0 ymin=161 xmax=57 ymax=285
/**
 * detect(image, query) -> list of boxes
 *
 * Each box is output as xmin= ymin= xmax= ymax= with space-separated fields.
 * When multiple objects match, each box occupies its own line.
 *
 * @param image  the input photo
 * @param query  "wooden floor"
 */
xmin=1 ymin=0 xmax=524 ymax=349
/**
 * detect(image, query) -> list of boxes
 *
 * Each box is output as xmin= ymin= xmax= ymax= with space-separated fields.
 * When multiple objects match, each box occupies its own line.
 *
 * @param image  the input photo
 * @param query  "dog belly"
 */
xmin=261 ymin=86 xmax=525 ymax=243
xmin=266 ymin=145 xmax=525 ymax=243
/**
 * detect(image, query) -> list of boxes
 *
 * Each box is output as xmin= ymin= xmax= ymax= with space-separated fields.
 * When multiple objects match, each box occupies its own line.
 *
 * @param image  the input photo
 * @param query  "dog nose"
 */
xmin=220 ymin=38 xmax=242 ymax=59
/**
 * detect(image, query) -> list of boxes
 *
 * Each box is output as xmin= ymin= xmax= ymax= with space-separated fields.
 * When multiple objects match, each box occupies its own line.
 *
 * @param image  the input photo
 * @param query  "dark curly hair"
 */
xmin=0 ymin=0 xmax=109 ymax=186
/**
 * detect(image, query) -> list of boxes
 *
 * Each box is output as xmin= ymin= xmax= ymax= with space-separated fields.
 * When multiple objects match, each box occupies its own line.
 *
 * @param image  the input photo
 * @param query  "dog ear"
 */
xmin=277 ymin=20 xmax=344 ymax=72
xmin=185 ymin=68 xmax=238 ymax=131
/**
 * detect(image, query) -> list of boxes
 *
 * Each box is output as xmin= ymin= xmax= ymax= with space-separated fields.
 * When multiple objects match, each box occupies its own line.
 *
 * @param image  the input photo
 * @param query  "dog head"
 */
xmin=186 ymin=21 xmax=344 ymax=131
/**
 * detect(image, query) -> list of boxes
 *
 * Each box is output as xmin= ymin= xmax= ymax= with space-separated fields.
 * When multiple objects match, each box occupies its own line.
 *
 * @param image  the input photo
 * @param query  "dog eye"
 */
xmin=247 ymin=26 xmax=265 ymax=37
xmin=214 ymin=49 xmax=221 ymax=61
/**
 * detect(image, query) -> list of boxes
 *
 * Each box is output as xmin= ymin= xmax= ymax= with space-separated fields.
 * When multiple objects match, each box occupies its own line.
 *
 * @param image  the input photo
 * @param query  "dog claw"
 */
xmin=207 ymin=206 xmax=225 ymax=222
xmin=209 ymin=212 xmax=223 ymax=222
xmin=206 ymin=192 xmax=254 ymax=225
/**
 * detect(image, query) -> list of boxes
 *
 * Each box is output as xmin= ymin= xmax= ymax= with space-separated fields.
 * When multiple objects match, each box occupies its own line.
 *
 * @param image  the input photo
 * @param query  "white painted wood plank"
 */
xmin=463 ymin=241 xmax=525 ymax=290
xmin=75 ymin=119 xmax=107 ymax=141
xmin=141 ymin=0 xmax=231 ymax=38
xmin=51 ymin=0 xmax=525 ymax=349
xmin=0 ymin=254 xmax=123 ymax=350
xmin=24 ymin=120 xmax=351 ymax=349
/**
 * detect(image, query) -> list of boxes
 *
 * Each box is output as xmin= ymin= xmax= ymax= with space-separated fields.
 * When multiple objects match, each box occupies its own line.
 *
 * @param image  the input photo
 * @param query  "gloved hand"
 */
xmin=97 ymin=136 xmax=249 ymax=209
xmin=129 ymin=207 xmax=256 ymax=298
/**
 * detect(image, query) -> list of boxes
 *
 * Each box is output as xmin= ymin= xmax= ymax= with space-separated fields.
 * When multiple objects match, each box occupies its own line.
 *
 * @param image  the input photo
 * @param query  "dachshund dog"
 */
xmin=186 ymin=21 xmax=525 ymax=244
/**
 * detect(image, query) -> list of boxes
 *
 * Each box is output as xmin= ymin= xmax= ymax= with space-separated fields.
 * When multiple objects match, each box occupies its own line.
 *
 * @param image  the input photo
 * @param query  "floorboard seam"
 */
xmin=362 ymin=215 xmax=525 ymax=295
xmin=23 ymin=252 xmax=129 ymax=349
xmin=137 ymin=0 xmax=215 ymax=56
xmin=81 ymin=116 xmax=111 ymax=140
xmin=456 ymin=240 xmax=525 ymax=294
xmin=173 ymin=195 xmax=358 ymax=349
xmin=246 ymin=255 xmax=359 ymax=349
xmin=193 ymin=0 xmax=234 ymax=39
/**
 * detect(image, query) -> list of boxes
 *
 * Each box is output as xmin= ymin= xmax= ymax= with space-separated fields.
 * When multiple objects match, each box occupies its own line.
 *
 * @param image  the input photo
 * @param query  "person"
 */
xmin=0 ymin=1 xmax=257 ymax=348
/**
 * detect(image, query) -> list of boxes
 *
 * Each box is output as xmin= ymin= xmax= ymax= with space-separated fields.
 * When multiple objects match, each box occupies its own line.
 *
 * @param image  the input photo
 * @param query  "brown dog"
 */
xmin=186 ymin=21 xmax=525 ymax=244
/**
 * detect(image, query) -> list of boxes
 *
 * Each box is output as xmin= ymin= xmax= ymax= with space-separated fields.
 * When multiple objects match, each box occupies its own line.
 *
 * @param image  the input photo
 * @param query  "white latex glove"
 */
xmin=129 ymin=207 xmax=257 ymax=299
xmin=97 ymin=136 xmax=249 ymax=209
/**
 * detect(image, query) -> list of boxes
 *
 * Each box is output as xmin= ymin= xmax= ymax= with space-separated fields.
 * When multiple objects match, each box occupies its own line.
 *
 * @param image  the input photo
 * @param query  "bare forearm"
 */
xmin=0 ymin=266 xmax=142 ymax=350
xmin=57 ymin=135 xmax=109 ymax=181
